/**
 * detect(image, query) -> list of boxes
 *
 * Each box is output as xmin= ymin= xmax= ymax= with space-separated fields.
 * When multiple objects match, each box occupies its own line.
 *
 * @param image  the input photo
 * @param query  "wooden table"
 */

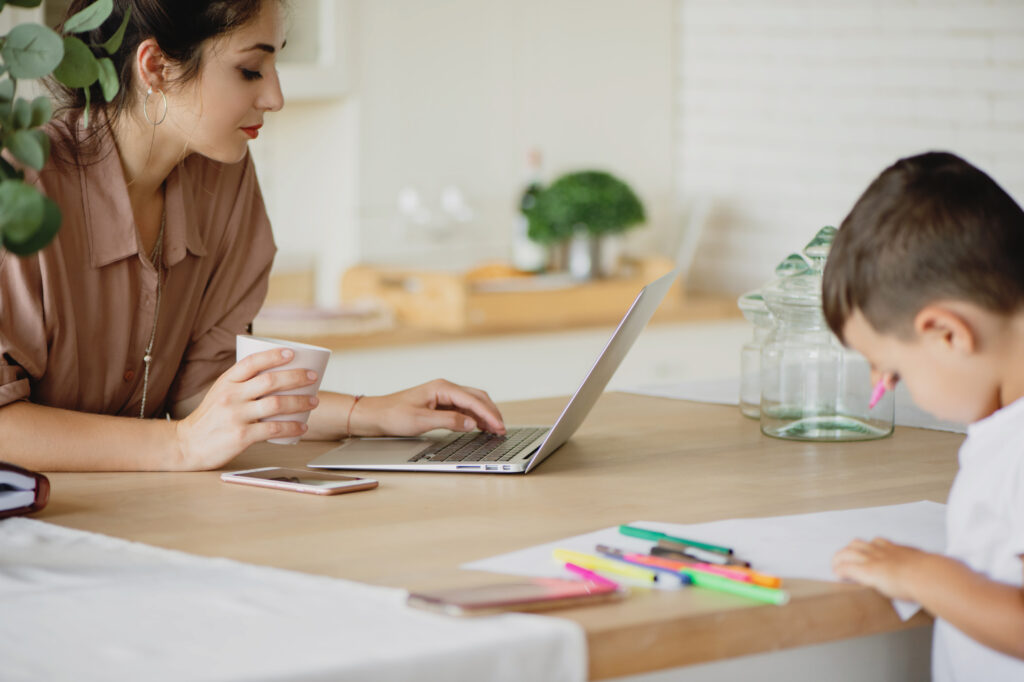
xmin=36 ymin=394 xmax=962 ymax=679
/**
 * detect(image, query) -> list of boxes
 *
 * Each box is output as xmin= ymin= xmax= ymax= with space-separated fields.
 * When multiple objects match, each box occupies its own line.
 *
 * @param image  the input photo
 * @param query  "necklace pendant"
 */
xmin=144 ymin=355 xmax=152 ymax=364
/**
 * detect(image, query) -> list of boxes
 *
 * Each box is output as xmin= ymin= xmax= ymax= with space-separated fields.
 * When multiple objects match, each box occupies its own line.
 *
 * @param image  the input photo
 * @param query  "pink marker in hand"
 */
xmin=868 ymin=379 xmax=887 ymax=409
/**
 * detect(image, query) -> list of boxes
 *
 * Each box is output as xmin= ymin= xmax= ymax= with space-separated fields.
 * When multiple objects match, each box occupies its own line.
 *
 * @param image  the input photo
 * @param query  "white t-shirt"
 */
xmin=933 ymin=396 xmax=1024 ymax=681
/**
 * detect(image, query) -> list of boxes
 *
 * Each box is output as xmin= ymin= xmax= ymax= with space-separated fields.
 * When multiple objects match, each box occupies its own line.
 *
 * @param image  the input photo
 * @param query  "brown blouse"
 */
xmin=0 ymin=124 xmax=276 ymax=417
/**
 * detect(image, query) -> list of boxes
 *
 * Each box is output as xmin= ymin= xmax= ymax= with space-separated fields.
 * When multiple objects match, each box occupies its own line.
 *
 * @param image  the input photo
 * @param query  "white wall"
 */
xmin=676 ymin=0 xmax=1024 ymax=294
xmin=354 ymin=0 xmax=676 ymax=272
xmin=253 ymin=0 xmax=677 ymax=305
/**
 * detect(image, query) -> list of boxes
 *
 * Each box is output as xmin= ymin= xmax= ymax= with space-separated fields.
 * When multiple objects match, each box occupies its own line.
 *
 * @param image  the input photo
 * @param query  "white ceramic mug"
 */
xmin=236 ymin=335 xmax=331 ymax=445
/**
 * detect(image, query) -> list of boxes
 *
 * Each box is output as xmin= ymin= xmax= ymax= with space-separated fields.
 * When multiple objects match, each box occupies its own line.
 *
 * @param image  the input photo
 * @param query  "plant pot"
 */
xmin=546 ymin=240 xmax=570 ymax=273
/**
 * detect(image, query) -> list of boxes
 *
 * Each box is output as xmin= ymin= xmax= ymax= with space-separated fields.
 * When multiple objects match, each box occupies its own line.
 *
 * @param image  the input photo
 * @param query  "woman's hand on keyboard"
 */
xmin=348 ymin=379 xmax=506 ymax=437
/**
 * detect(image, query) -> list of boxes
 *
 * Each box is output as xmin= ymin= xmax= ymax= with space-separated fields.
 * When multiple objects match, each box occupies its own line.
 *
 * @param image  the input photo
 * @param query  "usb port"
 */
xmin=485 ymin=465 xmax=498 ymax=470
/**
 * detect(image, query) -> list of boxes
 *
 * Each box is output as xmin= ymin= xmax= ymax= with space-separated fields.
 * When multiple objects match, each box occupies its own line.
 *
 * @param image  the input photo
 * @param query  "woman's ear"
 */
xmin=136 ymin=38 xmax=170 ymax=92
xmin=913 ymin=305 xmax=976 ymax=355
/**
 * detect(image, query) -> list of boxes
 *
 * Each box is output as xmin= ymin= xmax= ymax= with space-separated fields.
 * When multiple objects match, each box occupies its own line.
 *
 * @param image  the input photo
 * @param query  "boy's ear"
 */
xmin=913 ymin=305 xmax=976 ymax=354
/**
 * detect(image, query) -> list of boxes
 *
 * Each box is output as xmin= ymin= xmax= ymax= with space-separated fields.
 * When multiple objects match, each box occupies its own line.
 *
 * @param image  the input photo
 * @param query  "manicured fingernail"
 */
xmin=301 ymin=423 xmax=308 ymax=431
xmin=463 ymin=418 xmax=474 ymax=430
xmin=309 ymin=397 xmax=319 ymax=406
xmin=282 ymin=349 xmax=293 ymax=359
xmin=307 ymin=371 xmax=317 ymax=381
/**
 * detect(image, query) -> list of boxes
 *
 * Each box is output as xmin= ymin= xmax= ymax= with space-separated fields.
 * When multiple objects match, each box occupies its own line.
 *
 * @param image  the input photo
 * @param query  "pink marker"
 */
xmin=868 ymin=380 xmax=887 ymax=409
xmin=564 ymin=562 xmax=620 ymax=589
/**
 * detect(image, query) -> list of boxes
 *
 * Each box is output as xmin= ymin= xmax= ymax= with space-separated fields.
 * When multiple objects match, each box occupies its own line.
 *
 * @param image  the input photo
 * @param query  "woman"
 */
xmin=0 ymin=0 xmax=504 ymax=471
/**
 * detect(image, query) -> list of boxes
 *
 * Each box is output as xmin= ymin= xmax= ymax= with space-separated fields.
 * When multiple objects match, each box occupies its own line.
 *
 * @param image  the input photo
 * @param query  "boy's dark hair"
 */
xmin=822 ymin=151 xmax=1024 ymax=342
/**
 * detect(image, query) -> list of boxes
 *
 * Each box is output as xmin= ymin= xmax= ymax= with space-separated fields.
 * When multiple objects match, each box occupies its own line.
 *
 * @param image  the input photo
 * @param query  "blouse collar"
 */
xmin=82 ymin=129 xmax=207 ymax=269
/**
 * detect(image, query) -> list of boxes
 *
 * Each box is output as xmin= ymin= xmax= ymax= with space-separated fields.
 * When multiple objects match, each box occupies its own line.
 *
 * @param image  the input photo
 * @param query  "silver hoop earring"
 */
xmin=144 ymin=87 xmax=168 ymax=126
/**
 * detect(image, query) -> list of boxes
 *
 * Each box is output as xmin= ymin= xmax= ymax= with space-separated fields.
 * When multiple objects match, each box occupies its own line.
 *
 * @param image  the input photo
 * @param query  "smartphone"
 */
xmin=406 ymin=578 xmax=625 ymax=616
xmin=220 ymin=467 xmax=378 ymax=495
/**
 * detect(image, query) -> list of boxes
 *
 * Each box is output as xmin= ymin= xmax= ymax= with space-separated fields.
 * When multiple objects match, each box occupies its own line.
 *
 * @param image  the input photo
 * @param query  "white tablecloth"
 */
xmin=0 ymin=518 xmax=586 ymax=682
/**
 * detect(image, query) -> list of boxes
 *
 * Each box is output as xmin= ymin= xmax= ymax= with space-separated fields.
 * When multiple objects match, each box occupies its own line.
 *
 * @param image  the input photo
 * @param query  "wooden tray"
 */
xmin=340 ymin=257 xmax=689 ymax=333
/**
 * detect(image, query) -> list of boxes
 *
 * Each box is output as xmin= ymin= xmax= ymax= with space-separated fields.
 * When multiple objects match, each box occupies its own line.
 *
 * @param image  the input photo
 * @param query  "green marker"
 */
xmin=619 ymin=525 xmax=734 ymax=556
xmin=680 ymin=568 xmax=789 ymax=605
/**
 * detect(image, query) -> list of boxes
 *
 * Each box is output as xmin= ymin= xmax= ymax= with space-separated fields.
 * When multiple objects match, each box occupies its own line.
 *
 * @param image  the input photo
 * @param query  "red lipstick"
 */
xmin=241 ymin=124 xmax=262 ymax=139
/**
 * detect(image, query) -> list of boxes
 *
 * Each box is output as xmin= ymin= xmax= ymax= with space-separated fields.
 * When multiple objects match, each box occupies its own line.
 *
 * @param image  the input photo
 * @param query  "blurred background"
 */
xmin=12 ymin=0 xmax=1024 ymax=402
xmin=250 ymin=0 xmax=1024 ymax=402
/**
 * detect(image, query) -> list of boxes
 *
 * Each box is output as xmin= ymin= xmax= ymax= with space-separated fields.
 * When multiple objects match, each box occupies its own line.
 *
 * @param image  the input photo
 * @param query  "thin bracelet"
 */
xmin=346 ymin=395 xmax=364 ymax=437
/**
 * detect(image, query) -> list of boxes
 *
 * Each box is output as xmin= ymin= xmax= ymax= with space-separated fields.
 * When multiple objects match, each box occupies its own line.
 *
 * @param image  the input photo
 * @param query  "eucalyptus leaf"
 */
xmin=53 ymin=36 xmax=99 ymax=88
xmin=63 ymin=0 xmax=114 ymax=34
xmin=0 ymin=65 xmax=7 ymax=78
xmin=0 ymin=79 xmax=14 ymax=103
xmin=96 ymin=57 xmax=118 ymax=102
xmin=6 ymin=128 xmax=45 ymax=170
xmin=2 ymin=24 xmax=64 ymax=80
xmin=29 ymin=95 xmax=51 ymax=128
xmin=12 ymin=97 xmax=31 ymax=129
xmin=102 ymin=6 xmax=131 ymax=54
xmin=3 ymin=194 xmax=60 ymax=254
xmin=0 ymin=179 xmax=45 ymax=248
xmin=6 ymin=0 xmax=44 ymax=7
xmin=0 ymin=156 xmax=19 ymax=181
xmin=30 ymin=128 xmax=50 ymax=162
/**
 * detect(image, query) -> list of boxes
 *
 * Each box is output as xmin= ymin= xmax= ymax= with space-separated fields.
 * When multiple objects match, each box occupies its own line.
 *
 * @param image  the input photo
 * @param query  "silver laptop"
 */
xmin=307 ymin=269 xmax=678 ymax=474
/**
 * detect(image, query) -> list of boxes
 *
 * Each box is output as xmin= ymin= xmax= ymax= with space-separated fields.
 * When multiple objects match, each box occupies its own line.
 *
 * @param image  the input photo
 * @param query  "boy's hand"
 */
xmin=832 ymin=537 xmax=931 ymax=602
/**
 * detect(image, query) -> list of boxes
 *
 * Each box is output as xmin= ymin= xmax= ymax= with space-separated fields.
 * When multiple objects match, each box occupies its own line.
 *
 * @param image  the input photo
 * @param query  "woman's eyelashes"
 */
xmin=239 ymin=67 xmax=263 ymax=81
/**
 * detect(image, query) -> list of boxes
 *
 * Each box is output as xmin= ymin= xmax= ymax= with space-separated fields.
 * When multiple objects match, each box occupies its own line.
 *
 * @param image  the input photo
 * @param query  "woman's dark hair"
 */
xmin=48 ymin=0 xmax=268 ymax=161
xmin=822 ymin=151 xmax=1024 ymax=341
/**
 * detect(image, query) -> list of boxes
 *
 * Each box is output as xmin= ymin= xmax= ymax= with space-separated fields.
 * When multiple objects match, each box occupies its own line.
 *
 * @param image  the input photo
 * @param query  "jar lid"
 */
xmin=802 ymin=225 xmax=837 ymax=273
xmin=737 ymin=289 xmax=773 ymax=326
xmin=761 ymin=253 xmax=821 ymax=309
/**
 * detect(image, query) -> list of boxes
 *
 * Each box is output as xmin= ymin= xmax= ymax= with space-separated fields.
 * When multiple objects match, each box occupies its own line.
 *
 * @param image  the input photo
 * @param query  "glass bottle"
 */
xmin=512 ymin=148 xmax=548 ymax=273
xmin=737 ymin=290 xmax=772 ymax=419
xmin=759 ymin=229 xmax=894 ymax=441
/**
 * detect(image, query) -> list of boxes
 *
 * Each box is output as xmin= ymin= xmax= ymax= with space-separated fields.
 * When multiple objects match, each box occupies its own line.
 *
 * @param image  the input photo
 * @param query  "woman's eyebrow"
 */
xmin=240 ymin=40 xmax=287 ymax=54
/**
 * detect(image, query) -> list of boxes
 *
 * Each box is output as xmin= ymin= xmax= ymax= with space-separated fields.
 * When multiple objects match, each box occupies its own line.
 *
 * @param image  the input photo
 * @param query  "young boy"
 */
xmin=823 ymin=151 xmax=1024 ymax=680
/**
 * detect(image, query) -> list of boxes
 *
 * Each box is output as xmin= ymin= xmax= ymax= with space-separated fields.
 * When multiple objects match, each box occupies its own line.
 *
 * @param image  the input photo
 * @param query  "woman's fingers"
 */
xmin=246 ymin=419 xmax=308 ymax=445
xmin=248 ymin=394 xmax=319 ymax=421
xmin=430 ymin=380 xmax=505 ymax=433
xmin=239 ymin=368 xmax=319 ymax=402
xmin=225 ymin=348 xmax=293 ymax=383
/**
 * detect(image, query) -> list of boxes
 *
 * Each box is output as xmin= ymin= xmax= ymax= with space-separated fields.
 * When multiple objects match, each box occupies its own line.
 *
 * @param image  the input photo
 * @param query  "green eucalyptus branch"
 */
xmin=0 ymin=0 xmax=130 ymax=255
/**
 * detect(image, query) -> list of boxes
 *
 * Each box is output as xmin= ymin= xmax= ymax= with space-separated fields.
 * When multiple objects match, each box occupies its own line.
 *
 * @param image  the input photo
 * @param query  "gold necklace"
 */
xmin=139 ymin=209 xmax=166 ymax=419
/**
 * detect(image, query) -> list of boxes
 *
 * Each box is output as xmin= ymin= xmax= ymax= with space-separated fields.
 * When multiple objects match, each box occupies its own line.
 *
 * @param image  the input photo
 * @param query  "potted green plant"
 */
xmin=0 ymin=0 xmax=128 ymax=255
xmin=523 ymin=170 xmax=645 ymax=278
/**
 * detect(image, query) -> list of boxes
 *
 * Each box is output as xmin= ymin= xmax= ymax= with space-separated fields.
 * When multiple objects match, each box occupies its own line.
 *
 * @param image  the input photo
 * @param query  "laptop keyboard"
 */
xmin=408 ymin=427 xmax=549 ymax=463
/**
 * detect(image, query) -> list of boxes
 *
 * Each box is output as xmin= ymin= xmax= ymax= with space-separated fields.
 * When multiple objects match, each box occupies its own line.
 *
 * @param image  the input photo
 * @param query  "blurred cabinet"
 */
xmin=278 ymin=0 xmax=352 ymax=101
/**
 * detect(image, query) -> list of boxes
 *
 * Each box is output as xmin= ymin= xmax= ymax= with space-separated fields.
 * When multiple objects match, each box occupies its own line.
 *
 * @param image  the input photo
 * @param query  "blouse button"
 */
xmin=123 ymin=370 xmax=135 ymax=382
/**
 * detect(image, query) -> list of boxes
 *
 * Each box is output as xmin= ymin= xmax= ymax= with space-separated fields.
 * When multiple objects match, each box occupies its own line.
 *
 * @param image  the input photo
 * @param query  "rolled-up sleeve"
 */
xmin=0 ymin=251 xmax=48 ymax=408
xmin=167 ymin=155 xmax=276 ymax=405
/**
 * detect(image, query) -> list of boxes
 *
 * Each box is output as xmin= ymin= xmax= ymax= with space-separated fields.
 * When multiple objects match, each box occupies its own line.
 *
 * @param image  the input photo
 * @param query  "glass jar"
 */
xmin=759 ymin=235 xmax=894 ymax=441
xmin=737 ymin=290 xmax=772 ymax=419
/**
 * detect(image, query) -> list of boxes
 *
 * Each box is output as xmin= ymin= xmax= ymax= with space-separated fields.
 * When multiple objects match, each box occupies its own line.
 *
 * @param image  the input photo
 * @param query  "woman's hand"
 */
xmin=350 ymin=379 xmax=506 ymax=437
xmin=173 ymin=348 xmax=320 ymax=469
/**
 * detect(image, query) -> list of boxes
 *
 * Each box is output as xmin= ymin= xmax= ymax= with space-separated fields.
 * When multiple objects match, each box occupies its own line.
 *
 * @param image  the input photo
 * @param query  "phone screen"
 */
xmin=236 ymin=468 xmax=365 ymax=488
xmin=221 ymin=468 xmax=377 ymax=494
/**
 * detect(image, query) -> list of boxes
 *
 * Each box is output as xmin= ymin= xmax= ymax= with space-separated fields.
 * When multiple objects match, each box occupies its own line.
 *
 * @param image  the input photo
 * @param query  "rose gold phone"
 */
xmin=220 ymin=467 xmax=378 ymax=495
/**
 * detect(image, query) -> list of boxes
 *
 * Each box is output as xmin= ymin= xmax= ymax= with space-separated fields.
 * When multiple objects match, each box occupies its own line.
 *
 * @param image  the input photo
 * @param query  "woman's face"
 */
xmin=165 ymin=1 xmax=286 ymax=163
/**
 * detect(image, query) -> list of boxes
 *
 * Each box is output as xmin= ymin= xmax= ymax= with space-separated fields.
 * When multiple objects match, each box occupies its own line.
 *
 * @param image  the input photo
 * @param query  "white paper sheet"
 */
xmin=0 ymin=518 xmax=586 ymax=682
xmin=623 ymin=377 xmax=966 ymax=433
xmin=463 ymin=501 xmax=947 ymax=620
